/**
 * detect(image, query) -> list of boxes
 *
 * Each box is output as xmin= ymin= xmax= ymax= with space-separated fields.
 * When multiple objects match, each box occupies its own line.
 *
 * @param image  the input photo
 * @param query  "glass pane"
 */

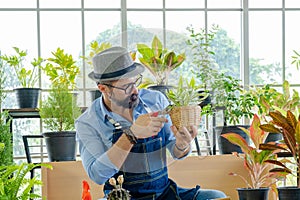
xmin=127 ymin=0 xmax=162 ymax=9
xmin=165 ymin=0 xmax=204 ymax=8
xmin=0 ymin=0 xmax=35 ymax=8
xmin=40 ymin=11 xmax=82 ymax=88
xmin=127 ymin=11 xmax=163 ymax=50
xmin=165 ymin=11 xmax=205 ymax=34
xmin=165 ymin=11 xmax=205 ymax=85
xmin=3 ymin=92 xmax=17 ymax=109
xmin=286 ymin=0 xmax=300 ymax=8
xmin=0 ymin=11 xmax=38 ymax=91
xmin=40 ymin=0 xmax=81 ymax=8
xmin=208 ymin=11 xmax=241 ymax=80
xmin=249 ymin=11 xmax=282 ymax=85
xmin=84 ymin=0 xmax=120 ymax=8
xmin=84 ymin=11 xmax=121 ymax=88
xmin=285 ymin=11 xmax=300 ymax=84
xmin=13 ymin=119 xmax=41 ymax=157
xmin=249 ymin=0 xmax=282 ymax=8
xmin=207 ymin=0 xmax=241 ymax=8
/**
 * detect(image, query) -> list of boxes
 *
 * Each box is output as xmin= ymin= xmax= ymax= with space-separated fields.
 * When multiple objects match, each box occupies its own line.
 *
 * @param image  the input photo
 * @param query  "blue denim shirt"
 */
xmin=75 ymin=89 xmax=188 ymax=185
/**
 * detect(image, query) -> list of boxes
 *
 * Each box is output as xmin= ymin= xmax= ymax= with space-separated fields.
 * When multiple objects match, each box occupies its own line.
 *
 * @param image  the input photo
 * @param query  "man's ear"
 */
xmin=97 ymin=84 xmax=107 ymax=93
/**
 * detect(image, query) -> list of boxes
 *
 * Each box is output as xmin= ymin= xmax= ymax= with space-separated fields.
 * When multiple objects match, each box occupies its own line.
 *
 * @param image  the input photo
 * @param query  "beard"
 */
xmin=110 ymin=93 xmax=139 ymax=109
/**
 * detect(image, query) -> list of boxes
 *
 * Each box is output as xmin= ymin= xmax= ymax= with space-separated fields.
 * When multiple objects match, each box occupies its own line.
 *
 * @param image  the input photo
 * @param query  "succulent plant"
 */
xmin=107 ymin=175 xmax=131 ymax=200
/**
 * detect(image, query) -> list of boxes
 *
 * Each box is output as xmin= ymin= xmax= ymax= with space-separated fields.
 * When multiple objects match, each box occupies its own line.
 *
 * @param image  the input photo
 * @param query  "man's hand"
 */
xmin=130 ymin=112 xmax=168 ymax=139
xmin=171 ymin=125 xmax=198 ymax=150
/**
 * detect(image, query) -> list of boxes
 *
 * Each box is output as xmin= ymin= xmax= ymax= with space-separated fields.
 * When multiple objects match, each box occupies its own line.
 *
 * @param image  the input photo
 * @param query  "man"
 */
xmin=76 ymin=46 xmax=226 ymax=200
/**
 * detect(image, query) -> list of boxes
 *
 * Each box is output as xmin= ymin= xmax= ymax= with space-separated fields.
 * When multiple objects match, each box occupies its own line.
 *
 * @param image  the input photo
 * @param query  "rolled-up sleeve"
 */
xmin=76 ymin=108 xmax=119 ymax=185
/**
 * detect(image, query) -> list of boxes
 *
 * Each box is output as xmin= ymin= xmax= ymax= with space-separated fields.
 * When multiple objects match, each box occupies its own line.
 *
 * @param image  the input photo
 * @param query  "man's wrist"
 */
xmin=175 ymin=143 xmax=190 ymax=152
xmin=123 ymin=128 xmax=137 ymax=144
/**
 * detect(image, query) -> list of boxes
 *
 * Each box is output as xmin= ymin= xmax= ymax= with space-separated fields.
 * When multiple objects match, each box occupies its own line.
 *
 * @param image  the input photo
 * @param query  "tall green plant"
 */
xmin=187 ymin=25 xmax=255 ymax=125
xmin=186 ymin=24 xmax=219 ymax=90
xmin=39 ymin=84 xmax=82 ymax=132
xmin=0 ymin=47 xmax=43 ymax=88
xmin=0 ymin=55 xmax=12 ymax=166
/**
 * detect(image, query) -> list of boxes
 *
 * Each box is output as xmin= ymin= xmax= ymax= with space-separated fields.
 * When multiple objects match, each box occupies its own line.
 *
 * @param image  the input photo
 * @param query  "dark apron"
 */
xmin=104 ymin=118 xmax=199 ymax=200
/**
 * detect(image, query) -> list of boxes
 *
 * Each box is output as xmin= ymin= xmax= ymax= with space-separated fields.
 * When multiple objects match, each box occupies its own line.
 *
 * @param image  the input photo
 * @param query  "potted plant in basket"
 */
xmin=136 ymin=35 xmax=186 ymax=95
xmin=0 ymin=47 xmax=44 ymax=108
xmin=40 ymin=48 xmax=82 ymax=162
xmin=166 ymin=76 xmax=208 ymax=131
xmin=81 ymin=41 xmax=112 ymax=101
xmin=260 ymin=110 xmax=300 ymax=200
xmin=222 ymin=114 xmax=291 ymax=200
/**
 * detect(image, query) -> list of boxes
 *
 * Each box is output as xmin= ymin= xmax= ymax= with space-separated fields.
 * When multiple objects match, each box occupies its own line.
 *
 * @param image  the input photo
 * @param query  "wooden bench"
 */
xmin=41 ymin=155 xmax=276 ymax=200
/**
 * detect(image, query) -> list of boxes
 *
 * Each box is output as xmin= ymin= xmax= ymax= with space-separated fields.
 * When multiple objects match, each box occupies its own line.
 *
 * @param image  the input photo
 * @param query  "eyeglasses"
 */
xmin=103 ymin=75 xmax=143 ymax=94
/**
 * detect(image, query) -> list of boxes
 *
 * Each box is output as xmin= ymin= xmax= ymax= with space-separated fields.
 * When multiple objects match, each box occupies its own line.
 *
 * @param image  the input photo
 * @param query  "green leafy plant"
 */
xmin=291 ymin=50 xmax=300 ymax=70
xmin=186 ymin=24 xmax=220 ymax=91
xmin=43 ymin=48 xmax=80 ymax=89
xmin=137 ymin=35 xmax=186 ymax=86
xmin=0 ymin=162 xmax=52 ymax=200
xmin=248 ymin=80 xmax=300 ymax=121
xmin=166 ymin=76 xmax=207 ymax=130
xmin=260 ymin=110 xmax=300 ymax=188
xmin=187 ymin=25 xmax=255 ymax=124
xmin=81 ymin=41 xmax=112 ymax=68
xmin=40 ymin=48 xmax=82 ymax=132
xmin=0 ymin=57 xmax=12 ymax=166
xmin=166 ymin=76 xmax=207 ymax=106
xmin=215 ymin=74 xmax=256 ymax=125
xmin=0 ymin=47 xmax=44 ymax=88
xmin=246 ymin=84 xmax=279 ymax=119
xmin=39 ymin=84 xmax=82 ymax=132
xmin=222 ymin=114 xmax=290 ymax=189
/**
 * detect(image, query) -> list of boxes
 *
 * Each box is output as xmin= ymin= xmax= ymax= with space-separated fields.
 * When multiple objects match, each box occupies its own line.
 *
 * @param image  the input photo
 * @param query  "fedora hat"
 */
xmin=88 ymin=46 xmax=145 ymax=82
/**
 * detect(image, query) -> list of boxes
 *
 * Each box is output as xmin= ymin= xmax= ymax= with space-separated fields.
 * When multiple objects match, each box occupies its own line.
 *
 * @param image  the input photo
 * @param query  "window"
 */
xmin=1 ymin=0 xmax=300 ymax=162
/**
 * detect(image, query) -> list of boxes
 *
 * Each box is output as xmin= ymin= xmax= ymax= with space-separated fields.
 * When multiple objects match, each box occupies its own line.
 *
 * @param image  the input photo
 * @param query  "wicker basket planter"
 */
xmin=169 ymin=105 xmax=201 ymax=130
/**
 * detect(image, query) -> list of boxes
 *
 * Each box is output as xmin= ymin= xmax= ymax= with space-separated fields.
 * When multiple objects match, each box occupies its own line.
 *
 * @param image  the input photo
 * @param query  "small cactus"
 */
xmin=107 ymin=175 xmax=131 ymax=200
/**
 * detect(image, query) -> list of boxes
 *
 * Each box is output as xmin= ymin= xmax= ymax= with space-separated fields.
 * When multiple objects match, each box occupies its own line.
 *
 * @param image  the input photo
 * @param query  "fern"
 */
xmin=0 ymin=163 xmax=52 ymax=199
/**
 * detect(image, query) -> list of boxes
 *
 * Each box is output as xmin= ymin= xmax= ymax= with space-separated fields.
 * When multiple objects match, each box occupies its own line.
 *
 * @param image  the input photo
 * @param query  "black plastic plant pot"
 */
xmin=14 ymin=88 xmax=40 ymax=108
xmin=43 ymin=131 xmax=77 ymax=162
xmin=89 ymin=90 xmax=102 ymax=101
xmin=278 ymin=186 xmax=300 ymax=200
xmin=237 ymin=188 xmax=269 ymax=200
xmin=215 ymin=125 xmax=250 ymax=154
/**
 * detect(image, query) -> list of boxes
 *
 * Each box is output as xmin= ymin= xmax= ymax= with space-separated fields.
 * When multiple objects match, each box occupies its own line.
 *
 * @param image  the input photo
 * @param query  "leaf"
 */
xmin=287 ymin=110 xmax=298 ymax=129
xmin=152 ymin=36 xmax=163 ymax=58
xmin=264 ymin=159 xmax=290 ymax=171
xmin=259 ymin=143 xmax=287 ymax=151
xmin=221 ymin=133 xmax=250 ymax=153
xmin=259 ymin=124 xmax=281 ymax=133
xmin=296 ymin=121 xmax=300 ymax=146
